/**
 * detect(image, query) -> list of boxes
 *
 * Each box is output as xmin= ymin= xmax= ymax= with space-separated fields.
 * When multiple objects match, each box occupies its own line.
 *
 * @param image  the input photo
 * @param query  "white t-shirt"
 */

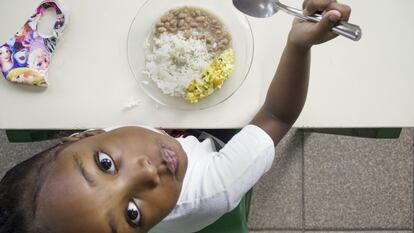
xmin=149 ymin=125 xmax=275 ymax=233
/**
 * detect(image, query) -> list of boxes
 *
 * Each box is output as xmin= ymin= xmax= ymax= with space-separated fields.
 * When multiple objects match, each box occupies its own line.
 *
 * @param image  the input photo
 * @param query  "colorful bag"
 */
xmin=0 ymin=0 xmax=68 ymax=87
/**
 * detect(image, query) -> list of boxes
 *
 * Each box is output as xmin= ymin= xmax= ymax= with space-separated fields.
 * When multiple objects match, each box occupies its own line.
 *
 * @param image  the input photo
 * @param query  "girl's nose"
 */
xmin=131 ymin=156 xmax=160 ymax=189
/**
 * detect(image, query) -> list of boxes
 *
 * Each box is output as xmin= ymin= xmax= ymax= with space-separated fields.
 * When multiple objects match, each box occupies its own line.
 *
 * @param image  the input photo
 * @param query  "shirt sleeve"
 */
xmin=202 ymin=124 xmax=275 ymax=211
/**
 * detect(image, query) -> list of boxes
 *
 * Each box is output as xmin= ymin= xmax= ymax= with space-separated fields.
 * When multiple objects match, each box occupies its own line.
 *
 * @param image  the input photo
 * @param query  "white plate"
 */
xmin=127 ymin=0 xmax=254 ymax=110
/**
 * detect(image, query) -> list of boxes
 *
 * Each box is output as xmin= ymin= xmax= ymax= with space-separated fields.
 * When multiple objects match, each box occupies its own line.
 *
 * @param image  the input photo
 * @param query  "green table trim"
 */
xmin=303 ymin=128 xmax=402 ymax=139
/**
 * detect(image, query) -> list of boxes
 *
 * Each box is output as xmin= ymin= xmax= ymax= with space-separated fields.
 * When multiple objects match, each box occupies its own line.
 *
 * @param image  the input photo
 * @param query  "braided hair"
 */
xmin=0 ymin=143 xmax=68 ymax=233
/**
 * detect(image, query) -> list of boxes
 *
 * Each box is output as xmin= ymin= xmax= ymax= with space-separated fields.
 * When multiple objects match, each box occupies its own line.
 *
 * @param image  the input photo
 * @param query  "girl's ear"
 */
xmin=62 ymin=129 xmax=105 ymax=142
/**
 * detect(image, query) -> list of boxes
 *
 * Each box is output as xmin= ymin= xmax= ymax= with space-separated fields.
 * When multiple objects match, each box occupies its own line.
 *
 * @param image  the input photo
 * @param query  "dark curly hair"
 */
xmin=0 ymin=142 xmax=70 ymax=233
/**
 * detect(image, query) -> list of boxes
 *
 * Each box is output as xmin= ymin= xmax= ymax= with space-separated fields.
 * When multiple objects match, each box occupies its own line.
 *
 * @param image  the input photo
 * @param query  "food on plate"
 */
xmin=185 ymin=49 xmax=234 ymax=103
xmin=144 ymin=6 xmax=235 ymax=103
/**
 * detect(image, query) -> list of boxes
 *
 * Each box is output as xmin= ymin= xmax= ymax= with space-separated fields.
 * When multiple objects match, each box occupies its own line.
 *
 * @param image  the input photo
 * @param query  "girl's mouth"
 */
xmin=161 ymin=146 xmax=179 ymax=175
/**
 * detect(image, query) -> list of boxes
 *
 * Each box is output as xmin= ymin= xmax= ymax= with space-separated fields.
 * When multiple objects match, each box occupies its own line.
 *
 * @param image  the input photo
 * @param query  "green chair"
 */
xmin=5 ymin=130 xmax=77 ymax=142
xmin=6 ymin=130 xmax=52 ymax=142
xmin=195 ymin=190 xmax=252 ymax=233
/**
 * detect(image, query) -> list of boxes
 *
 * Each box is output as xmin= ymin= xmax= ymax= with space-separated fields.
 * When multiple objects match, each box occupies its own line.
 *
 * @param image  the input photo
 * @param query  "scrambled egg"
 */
xmin=185 ymin=49 xmax=235 ymax=103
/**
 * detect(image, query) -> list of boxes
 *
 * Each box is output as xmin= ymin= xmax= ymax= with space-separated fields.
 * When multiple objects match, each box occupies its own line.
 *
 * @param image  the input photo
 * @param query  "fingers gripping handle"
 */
xmin=305 ymin=13 xmax=362 ymax=41
xmin=275 ymin=2 xmax=362 ymax=41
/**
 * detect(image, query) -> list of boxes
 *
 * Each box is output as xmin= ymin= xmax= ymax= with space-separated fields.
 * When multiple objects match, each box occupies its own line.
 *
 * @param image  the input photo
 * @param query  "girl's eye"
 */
xmin=96 ymin=152 xmax=116 ymax=174
xmin=126 ymin=201 xmax=142 ymax=226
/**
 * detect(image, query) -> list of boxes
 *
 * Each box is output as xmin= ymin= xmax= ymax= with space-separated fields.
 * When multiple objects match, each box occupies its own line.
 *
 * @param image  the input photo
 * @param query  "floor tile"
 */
xmin=0 ymin=130 xmax=60 ymax=178
xmin=304 ymin=129 xmax=414 ymax=229
xmin=306 ymin=231 xmax=410 ymax=233
xmin=249 ymin=130 xmax=303 ymax=229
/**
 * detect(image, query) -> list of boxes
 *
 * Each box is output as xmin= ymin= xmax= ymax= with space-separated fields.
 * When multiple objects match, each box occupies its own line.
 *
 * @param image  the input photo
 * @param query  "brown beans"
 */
xmin=154 ymin=6 xmax=232 ymax=54
xmin=221 ymin=38 xmax=229 ymax=45
xmin=170 ymin=19 xmax=177 ymax=27
xmin=178 ymin=13 xmax=187 ymax=19
xmin=195 ymin=16 xmax=205 ymax=22
xmin=184 ymin=31 xmax=192 ymax=38
xmin=178 ymin=19 xmax=186 ymax=27
xmin=172 ymin=10 xmax=180 ymax=16
xmin=157 ymin=27 xmax=167 ymax=33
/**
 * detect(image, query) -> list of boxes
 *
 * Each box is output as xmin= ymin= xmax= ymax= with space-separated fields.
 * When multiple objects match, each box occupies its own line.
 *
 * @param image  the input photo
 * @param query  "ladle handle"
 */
xmin=275 ymin=2 xmax=362 ymax=41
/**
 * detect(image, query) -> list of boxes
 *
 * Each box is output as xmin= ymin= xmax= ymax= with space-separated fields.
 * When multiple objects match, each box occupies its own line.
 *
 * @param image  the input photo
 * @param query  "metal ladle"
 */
xmin=233 ymin=0 xmax=362 ymax=41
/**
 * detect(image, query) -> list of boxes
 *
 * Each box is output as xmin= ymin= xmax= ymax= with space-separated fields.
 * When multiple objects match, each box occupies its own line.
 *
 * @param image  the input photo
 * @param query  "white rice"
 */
xmin=144 ymin=32 xmax=212 ymax=97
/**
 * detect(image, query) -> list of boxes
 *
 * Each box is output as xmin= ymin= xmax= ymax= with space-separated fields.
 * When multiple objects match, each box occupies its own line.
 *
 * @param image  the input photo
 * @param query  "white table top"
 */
xmin=1 ymin=0 xmax=413 ymax=129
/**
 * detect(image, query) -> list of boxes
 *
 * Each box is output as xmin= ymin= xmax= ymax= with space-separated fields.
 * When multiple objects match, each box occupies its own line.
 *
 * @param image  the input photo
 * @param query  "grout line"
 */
xmin=412 ymin=128 xmax=414 ymax=232
xmin=301 ymin=129 xmax=306 ymax=232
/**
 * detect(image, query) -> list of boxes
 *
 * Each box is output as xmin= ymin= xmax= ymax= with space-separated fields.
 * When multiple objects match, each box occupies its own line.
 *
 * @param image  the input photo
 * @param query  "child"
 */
xmin=0 ymin=0 xmax=352 ymax=232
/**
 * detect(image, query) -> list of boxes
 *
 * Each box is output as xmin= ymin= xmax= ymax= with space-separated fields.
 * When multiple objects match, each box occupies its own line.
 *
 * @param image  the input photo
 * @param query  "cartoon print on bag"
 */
xmin=0 ymin=45 xmax=14 ymax=74
xmin=55 ymin=8 xmax=65 ymax=30
xmin=0 ymin=0 xmax=68 ymax=87
xmin=28 ymin=47 xmax=50 ymax=75
xmin=14 ymin=49 xmax=29 ymax=66
xmin=44 ymin=37 xmax=57 ymax=53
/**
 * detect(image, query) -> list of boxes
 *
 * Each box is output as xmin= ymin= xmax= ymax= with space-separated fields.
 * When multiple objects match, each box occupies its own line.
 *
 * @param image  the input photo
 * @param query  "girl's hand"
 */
xmin=288 ymin=0 xmax=352 ymax=49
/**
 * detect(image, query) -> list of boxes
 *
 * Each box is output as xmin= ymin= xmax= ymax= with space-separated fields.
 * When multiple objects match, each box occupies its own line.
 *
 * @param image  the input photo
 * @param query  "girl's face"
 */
xmin=34 ymin=53 xmax=50 ymax=71
xmin=0 ymin=46 xmax=11 ymax=62
xmin=29 ymin=49 xmax=50 ymax=72
xmin=35 ymin=127 xmax=188 ymax=233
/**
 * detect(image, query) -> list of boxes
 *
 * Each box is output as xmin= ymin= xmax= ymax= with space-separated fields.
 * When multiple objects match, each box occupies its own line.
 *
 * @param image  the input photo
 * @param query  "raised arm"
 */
xmin=251 ymin=0 xmax=351 ymax=144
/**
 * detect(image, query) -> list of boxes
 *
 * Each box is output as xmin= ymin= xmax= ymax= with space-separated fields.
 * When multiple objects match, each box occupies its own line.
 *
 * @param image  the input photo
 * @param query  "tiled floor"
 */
xmin=0 ymin=130 xmax=60 ymax=178
xmin=249 ymin=129 xmax=413 ymax=232
xmin=0 ymin=129 xmax=413 ymax=232
xmin=248 ymin=130 xmax=303 ymax=230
